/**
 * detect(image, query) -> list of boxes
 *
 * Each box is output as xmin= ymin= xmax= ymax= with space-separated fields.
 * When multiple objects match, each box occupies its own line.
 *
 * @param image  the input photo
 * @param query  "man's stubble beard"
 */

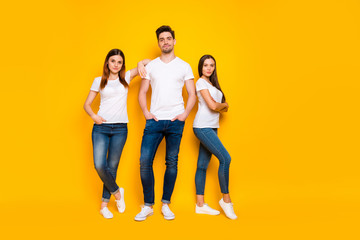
xmin=161 ymin=46 xmax=174 ymax=54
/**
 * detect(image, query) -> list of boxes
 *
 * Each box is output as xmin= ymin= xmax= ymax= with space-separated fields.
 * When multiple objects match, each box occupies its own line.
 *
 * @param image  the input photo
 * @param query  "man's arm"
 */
xmin=171 ymin=79 xmax=196 ymax=121
xmin=138 ymin=79 xmax=158 ymax=121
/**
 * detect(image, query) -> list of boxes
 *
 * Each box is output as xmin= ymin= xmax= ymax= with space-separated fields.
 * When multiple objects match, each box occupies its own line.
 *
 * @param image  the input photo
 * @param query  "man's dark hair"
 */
xmin=156 ymin=25 xmax=175 ymax=40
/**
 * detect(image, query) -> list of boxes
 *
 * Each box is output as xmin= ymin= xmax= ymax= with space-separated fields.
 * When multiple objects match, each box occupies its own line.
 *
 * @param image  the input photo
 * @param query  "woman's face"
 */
xmin=202 ymin=58 xmax=215 ymax=78
xmin=108 ymin=55 xmax=123 ymax=75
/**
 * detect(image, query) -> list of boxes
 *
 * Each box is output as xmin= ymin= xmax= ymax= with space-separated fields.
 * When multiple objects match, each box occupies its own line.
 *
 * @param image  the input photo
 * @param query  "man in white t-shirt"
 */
xmin=134 ymin=25 xmax=196 ymax=221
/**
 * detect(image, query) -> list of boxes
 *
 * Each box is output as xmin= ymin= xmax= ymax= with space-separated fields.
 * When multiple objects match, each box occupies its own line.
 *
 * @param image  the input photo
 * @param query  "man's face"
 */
xmin=158 ymin=31 xmax=176 ymax=54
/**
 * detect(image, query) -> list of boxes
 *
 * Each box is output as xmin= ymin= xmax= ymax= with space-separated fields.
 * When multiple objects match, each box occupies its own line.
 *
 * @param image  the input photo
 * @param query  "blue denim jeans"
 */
xmin=140 ymin=119 xmax=185 ymax=206
xmin=92 ymin=123 xmax=127 ymax=202
xmin=193 ymin=128 xmax=231 ymax=195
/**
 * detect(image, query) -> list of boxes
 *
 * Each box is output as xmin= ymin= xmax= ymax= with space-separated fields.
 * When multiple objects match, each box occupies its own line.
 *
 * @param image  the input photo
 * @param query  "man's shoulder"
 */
xmin=151 ymin=57 xmax=160 ymax=63
xmin=146 ymin=57 xmax=160 ymax=67
xmin=175 ymin=57 xmax=190 ymax=66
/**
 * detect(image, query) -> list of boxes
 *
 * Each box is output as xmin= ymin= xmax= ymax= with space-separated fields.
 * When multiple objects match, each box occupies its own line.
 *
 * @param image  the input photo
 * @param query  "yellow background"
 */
xmin=1 ymin=0 xmax=359 ymax=239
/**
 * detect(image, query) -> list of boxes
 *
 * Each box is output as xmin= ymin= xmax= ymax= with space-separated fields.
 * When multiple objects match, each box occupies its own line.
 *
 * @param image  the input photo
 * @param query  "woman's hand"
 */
xmin=137 ymin=61 xmax=147 ymax=78
xmin=219 ymin=103 xmax=229 ymax=112
xmin=92 ymin=114 xmax=107 ymax=124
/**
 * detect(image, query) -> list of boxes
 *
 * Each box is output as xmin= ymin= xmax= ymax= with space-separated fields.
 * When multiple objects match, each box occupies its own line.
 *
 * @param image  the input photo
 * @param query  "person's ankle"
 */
xmin=196 ymin=202 xmax=204 ymax=207
xmin=114 ymin=193 xmax=121 ymax=200
xmin=223 ymin=195 xmax=231 ymax=203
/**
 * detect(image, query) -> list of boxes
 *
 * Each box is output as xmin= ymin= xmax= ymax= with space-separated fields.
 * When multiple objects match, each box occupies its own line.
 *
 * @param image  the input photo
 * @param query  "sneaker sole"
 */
xmin=162 ymin=212 xmax=175 ymax=220
xmin=163 ymin=215 xmax=175 ymax=220
xmin=134 ymin=212 xmax=153 ymax=221
xmin=195 ymin=210 xmax=220 ymax=215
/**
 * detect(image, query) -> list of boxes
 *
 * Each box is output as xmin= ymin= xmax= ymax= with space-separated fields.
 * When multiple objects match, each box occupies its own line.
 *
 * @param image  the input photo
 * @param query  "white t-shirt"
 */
xmin=90 ymin=71 xmax=131 ymax=123
xmin=193 ymin=78 xmax=223 ymax=128
xmin=144 ymin=57 xmax=194 ymax=120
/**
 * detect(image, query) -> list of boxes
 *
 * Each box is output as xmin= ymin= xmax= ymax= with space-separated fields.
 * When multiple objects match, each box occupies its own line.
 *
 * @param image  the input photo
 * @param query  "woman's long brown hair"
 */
xmin=100 ymin=49 xmax=128 ymax=89
xmin=198 ymin=55 xmax=226 ymax=103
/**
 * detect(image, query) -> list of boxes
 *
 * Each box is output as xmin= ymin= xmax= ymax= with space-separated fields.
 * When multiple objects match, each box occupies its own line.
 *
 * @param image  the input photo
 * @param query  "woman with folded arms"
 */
xmin=193 ymin=54 xmax=237 ymax=219
xmin=84 ymin=49 xmax=149 ymax=219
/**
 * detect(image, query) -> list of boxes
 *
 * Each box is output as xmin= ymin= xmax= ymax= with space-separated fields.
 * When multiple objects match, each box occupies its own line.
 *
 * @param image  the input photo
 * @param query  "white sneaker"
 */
xmin=219 ymin=198 xmax=237 ymax=220
xmin=195 ymin=203 xmax=220 ymax=215
xmin=134 ymin=206 xmax=154 ymax=221
xmin=100 ymin=207 xmax=113 ymax=219
xmin=161 ymin=204 xmax=175 ymax=220
xmin=115 ymin=188 xmax=125 ymax=213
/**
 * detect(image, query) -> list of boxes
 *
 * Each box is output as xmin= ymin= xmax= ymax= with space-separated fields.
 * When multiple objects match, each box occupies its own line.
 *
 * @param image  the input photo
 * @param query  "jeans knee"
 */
xmin=196 ymin=165 xmax=207 ymax=173
xmin=165 ymin=157 xmax=178 ymax=168
xmin=94 ymin=163 xmax=105 ymax=174
xmin=226 ymin=154 xmax=231 ymax=165
xmin=140 ymin=157 xmax=152 ymax=169
xmin=220 ymin=153 xmax=231 ymax=167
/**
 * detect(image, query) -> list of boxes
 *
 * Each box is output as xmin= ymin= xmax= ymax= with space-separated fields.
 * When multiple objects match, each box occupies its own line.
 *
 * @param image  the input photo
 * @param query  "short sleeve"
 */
xmin=90 ymin=77 xmax=101 ymax=92
xmin=184 ymin=63 xmax=194 ymax=80
xmin=125 ymin=70 xmax=131 ymax=84
xmin=143 ymin=62 xmax=152 ymax=80
xmin=196 ymin=79 xmax=208 ymax=91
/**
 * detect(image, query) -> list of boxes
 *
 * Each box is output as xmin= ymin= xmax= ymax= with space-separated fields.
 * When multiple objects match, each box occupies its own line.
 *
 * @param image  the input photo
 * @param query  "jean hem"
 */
xmin=102 ymin=198 xmax=110 ymax=202
xmin=161 ymin=199 xmax=171 ymax=204
xmin=144 ymin=202 xmax=154 ymax=206
xmin=111 ymin=188 xmax=120 ymax=195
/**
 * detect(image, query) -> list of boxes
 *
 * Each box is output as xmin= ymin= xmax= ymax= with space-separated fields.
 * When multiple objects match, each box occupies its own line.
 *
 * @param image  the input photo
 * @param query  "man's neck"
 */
xmin=160 ymin=51 xmax=176 ymax=63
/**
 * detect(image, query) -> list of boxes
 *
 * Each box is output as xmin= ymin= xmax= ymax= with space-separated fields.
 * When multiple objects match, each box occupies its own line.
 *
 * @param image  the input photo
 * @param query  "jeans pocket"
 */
xmin=146 ymin=119 xmax=154 ymax=124
xmin=176 ymin=119 xmax=185 ymax=124
xmin=145 ymin=119 xmax=155 ymax=129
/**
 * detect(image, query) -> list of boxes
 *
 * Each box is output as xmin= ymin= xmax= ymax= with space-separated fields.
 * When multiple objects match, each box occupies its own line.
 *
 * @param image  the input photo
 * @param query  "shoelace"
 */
xmin=116 ymin=200 xmax=122 ymax=207
xmin=224 ymin=202 xmax=234 ymax=210
xmin=102 ymin=208 xmax=111 ymax=215
xmin=140 ymin=206 xmax=150 ymax=214
xmin=162 ymin=206 xmax=172 ymax=214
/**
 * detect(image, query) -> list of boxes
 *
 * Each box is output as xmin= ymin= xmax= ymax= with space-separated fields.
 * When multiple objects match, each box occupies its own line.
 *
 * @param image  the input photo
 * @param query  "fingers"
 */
xmin=139 ymin=67 xmax=147 ymax=78
xmin=94 ymin=115 xmax=106 ymax=124
xmin=146 ymin=113 xmax=158 ymax=121
xmin=140 ymin=69 xmax=146 ymax=78
xmin=140 ymin=70 xmax=145 ymax=78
